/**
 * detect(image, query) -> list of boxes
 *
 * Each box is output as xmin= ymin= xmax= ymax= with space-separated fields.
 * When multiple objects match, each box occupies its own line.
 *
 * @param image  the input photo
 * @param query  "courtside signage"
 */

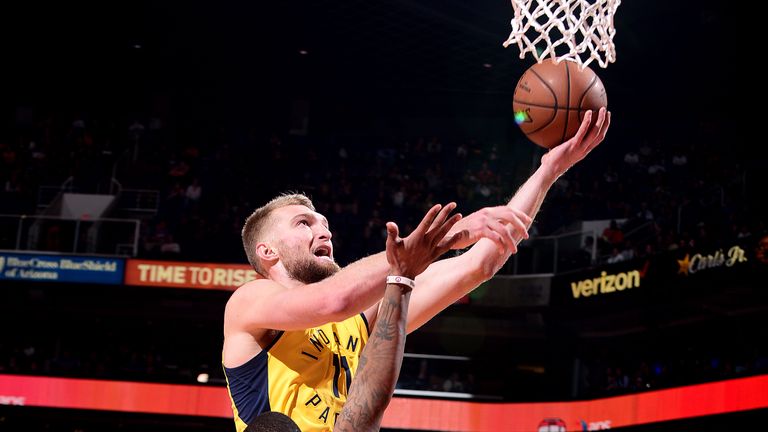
xmin=0 ymin=252 xmax=124 ymax=285
xmin=676 ymin=244 xmax=748 ymax=276
xmin=125 ymin=259 xmax=257 ymax=290
xmin=1 ymin=374 xmax=767 ymax=431
xmin=570 ymin=269 xmax=641 ymax=299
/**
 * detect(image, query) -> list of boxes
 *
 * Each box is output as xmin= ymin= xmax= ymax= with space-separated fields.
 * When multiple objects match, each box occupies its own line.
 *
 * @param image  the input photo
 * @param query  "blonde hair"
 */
xmin=242 ymin=193 xmax=315 ymax=276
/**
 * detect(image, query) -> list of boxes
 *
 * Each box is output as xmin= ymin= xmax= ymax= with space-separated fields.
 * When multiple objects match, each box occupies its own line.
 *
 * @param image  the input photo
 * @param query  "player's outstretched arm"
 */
xmin=468 ymin=107 xmax=611 ymax=258
xmin=404 ymin=108 xmax=611 ymax=333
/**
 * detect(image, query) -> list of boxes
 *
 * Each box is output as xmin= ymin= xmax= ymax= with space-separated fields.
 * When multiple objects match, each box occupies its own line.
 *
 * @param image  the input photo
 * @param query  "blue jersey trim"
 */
xmin=360 ymin=312 xmax=370 ymax=336
xmin=223 ymin=331 xmax=284 ymax=425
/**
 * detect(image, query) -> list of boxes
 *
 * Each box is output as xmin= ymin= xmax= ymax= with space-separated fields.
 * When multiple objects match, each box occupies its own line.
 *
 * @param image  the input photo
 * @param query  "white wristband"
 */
xmin=386 ymin=275 xmax=415 ymax=289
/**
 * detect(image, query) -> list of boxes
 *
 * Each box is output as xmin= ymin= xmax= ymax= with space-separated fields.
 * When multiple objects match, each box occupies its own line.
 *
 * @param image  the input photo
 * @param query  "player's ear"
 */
xmin=256 ymin=242 xmax=279 ymax=264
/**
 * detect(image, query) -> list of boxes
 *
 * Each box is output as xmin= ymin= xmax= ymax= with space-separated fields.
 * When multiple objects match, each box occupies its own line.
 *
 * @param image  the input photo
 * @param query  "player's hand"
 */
xmin=385 ymin=203 xmax=468 ymax=279
xmin=541 ymin=107 xmax=611 ymax=177
xmin=445 ymin=205 xmax=531 ymax=253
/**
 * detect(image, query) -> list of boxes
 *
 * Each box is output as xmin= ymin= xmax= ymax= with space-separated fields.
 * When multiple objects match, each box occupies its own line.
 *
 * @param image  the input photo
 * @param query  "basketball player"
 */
xmin=246 ymin=216 xmax=438 ymax=432
xmin=223 ymin=108 xmax=611 ymax=431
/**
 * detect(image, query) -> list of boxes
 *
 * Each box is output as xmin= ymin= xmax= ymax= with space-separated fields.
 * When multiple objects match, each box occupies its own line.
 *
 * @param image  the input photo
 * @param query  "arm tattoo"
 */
xmin=374 ymin=297 xmax=400 ymax=341
xmin=335 ymin=284 xmax=410 ymax=432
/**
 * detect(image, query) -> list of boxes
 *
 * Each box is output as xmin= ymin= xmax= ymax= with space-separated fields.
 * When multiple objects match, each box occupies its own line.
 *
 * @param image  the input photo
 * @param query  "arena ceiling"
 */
xmin=6 ymin=0 xmax=733 ymax=98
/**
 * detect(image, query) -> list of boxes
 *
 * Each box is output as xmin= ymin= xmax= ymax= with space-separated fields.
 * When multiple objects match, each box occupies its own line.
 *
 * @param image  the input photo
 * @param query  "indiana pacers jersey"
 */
xmin=224 ymin=313 xmax=369 ymax=432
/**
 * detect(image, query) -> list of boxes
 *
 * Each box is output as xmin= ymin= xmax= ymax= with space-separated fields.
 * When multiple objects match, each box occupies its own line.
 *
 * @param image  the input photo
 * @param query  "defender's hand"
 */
xmin=385 ymin=203 xmax=468 ymax=279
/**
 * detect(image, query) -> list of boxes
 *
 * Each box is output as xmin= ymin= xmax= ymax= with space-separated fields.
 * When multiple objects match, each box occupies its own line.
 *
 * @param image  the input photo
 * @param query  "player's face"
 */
xmin=271 ymin=205 xmax=340 ymax=284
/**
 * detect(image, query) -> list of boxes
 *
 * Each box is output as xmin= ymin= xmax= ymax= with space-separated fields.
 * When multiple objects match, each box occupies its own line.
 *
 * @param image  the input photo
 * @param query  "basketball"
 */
xmin=513 ymin=60 xmax=607 ymax=149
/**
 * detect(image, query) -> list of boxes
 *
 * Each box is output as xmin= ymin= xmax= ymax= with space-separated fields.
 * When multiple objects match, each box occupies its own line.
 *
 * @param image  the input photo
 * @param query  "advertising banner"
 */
xmin=125 ymin=259 xmax=257 ymax=290
xmin=0 ymin=252 xmax=124 ymax=285
xmin=1 ymin=374 xmax=766 ymax=431
xmin=552 ymin=234 xmax=768 ymax=305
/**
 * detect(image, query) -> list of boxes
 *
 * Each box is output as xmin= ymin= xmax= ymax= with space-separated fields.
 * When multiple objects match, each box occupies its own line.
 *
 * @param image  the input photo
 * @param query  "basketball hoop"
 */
xmin=503 ymin=0 xmax=621 ymax=69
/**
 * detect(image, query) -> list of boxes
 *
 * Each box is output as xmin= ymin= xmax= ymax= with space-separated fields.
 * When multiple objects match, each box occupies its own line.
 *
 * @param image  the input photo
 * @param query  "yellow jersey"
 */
xmin=224 ymin=313 xmax=369 ymax=432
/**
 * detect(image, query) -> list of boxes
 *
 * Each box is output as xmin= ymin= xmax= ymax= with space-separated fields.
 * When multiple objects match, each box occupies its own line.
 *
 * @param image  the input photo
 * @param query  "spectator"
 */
xmin=185 ymin=178 xmax=203 ymax=206
xmin=601 ymin=219 xmax=624 ymax=248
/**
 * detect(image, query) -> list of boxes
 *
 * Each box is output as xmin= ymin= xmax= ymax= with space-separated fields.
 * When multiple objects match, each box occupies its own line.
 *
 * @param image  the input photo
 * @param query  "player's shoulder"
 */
xmin=224 ymin=279 xmax=284 ymax=334
xmin=227 ymin=278 xmax=281 ymax=306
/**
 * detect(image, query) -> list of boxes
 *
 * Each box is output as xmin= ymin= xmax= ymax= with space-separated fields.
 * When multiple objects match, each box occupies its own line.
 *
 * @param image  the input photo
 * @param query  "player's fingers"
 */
xmin=428 ymin=202 xmax=457 ymax=234
xmin=586 ymin=109 xmax=610 ymax=152
xmin=505 ymin=211 xmax=530 ymax=241
xmin=585 ymin=107 xmax=607 ymax=145
xmin=413 ymin=204 xmax=442 ymax=236
xmin=598 ymin=110 xmax=611 ymax=141
xmin=482 ymin=206 xmax=530 ymax=231
xmin=386 ymin=222 xmax=399 ymax=242
xmin=481 ymin=226 xmax=507 ymax=253
xmin=491 ymin=219 xmax=517 ymax=252
xmin=436 ymin=229 xmax=469 ymax=255
xmin=580 ymin=107 xmax=605 ymax=149
xmin=485 ymin=206 xmax=516 ymax=224
xmin=487 ymin=219 xmax=512 ymax=253
xmin=432 ymin=212 xmax=463 ymax=244
xmin=517 ymin=210 xmax=533 ymax=228
xmin=509 ymin=208 xmax=533 ymax=230
xmin=504 ymin=224 xmax=520 ymax=254
xmin=571 ymin=110 xmax=593 ymax=145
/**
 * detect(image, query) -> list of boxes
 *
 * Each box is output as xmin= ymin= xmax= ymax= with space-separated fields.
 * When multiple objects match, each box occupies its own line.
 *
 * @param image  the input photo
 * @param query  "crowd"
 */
xmin=2 ymin=106 xmax=761 ymax=272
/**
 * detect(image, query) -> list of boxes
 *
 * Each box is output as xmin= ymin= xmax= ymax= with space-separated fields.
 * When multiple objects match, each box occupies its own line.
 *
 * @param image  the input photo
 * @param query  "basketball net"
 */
xmin=503 ymin=0 xmax=621 ymax=69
